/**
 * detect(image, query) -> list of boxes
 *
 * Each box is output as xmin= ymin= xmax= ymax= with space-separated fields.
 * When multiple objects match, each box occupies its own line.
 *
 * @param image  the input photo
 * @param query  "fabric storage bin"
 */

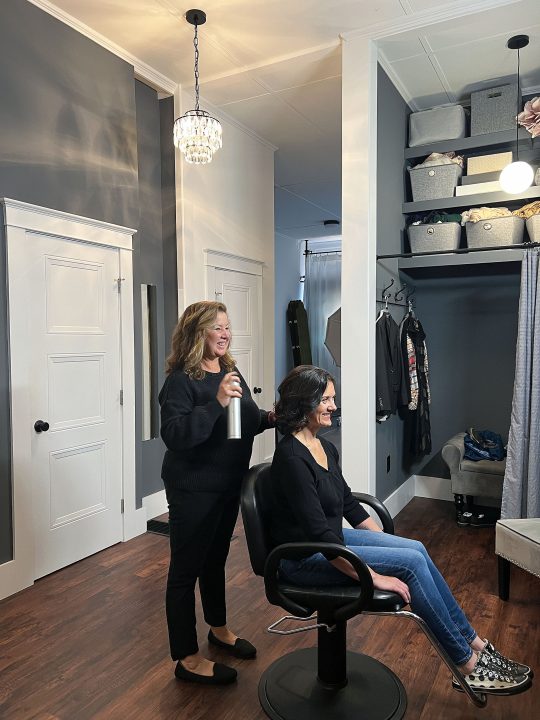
xmin=470 ymin=83 xmax=519 ymax=135
xmin=409 ymin=164 xmax=462 ymax=201
xmin=408 ymin=223 xmax=461 ymax=253
xmin=526 ymin=214 xmax=540 ymax=242
xmin=466 ymin=216 xmax=524 ymax=248
xmin=408 ymin=105 xmax=466 ymax=147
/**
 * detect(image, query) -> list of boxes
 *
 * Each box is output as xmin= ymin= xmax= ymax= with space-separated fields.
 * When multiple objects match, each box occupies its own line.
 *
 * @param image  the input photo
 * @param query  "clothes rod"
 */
xmin=376 ymin=299 xmax=406 ymax=307
xmin=305 ymin=250 xmax=342 ymax=256
xmin=377 ymin=242 xmax=540 ymax=260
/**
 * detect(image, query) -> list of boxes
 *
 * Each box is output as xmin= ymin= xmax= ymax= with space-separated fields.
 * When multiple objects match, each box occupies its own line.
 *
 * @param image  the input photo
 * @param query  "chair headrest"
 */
xmin=240 ymin=463 xmax=273 ymax=577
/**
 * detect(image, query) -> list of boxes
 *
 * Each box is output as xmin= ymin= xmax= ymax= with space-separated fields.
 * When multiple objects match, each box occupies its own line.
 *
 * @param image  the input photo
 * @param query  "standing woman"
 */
xmin=159 ymin=301 xmax=274 ymax=685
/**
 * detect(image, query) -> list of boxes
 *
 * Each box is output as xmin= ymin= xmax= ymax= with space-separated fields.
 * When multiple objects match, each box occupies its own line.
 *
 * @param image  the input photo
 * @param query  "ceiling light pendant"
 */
xmin=173 ymin=9 xmax=222 ymax=164
xmin=499 ymin=35 xmax=533 ymax=194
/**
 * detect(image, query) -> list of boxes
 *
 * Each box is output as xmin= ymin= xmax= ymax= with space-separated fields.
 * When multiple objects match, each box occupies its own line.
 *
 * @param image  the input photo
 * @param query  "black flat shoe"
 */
xmin=208 ymin=630 xmax=257 ymax=659
xmin=174 ymin=660 xmax=237 ymax=685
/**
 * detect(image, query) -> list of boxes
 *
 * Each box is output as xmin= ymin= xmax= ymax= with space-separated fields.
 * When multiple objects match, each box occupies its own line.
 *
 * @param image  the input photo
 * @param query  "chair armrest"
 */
xmin=264 ymin=542 xmax=374 ymax=623
xmin=352 ymin=493 xmax=395 ymax=535
xmin=441 ymin=433 xmax=465 ymax=474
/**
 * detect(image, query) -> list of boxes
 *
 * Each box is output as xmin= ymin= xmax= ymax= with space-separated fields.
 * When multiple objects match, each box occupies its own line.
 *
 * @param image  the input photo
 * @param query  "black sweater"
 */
xmin=159 ymin=367 xmax=271 ymax=493
xmin=269 ymin=435 xmax=369 ymax=548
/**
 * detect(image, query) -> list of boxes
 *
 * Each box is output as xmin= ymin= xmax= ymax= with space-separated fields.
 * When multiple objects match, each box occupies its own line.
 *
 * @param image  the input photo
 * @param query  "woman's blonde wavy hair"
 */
xmin=166 ymin=301 xmax=235 ymax=379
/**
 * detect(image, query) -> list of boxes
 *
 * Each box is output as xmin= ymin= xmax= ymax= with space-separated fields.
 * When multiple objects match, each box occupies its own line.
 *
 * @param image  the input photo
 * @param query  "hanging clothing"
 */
xmin=376 ymin=312 xmax=408 ymax=421
xmin=401 ymin=315 xmax=432 ymax=456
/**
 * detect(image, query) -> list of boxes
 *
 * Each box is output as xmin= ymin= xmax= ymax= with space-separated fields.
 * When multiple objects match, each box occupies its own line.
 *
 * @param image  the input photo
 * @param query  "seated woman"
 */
xmin=268 ymin=365 xmax=533 ymax=696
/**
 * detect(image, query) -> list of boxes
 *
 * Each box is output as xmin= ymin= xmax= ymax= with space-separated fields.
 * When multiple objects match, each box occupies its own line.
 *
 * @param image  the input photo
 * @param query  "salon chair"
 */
xmin=240 ymin=463 xmax=488 ymax=720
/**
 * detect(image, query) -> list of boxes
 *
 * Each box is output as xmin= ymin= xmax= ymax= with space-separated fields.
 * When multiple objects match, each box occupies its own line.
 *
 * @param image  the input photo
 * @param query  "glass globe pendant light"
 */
xmin=499 ymin=35 xmax=533 ymax=194
xmin=173 ymin=9 xmax=222 ymax=164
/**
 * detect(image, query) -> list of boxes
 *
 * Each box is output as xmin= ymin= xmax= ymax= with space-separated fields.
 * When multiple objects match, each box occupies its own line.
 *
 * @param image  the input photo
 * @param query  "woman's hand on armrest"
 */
xmin=370 ymin=571 xmax=410 ymax=604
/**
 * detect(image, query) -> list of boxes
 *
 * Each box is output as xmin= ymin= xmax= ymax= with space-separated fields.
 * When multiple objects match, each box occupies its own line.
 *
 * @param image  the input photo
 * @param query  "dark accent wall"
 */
xmin=160 ymin=97 xmax=179 ymax=347
xmin=134 ymin=81 xmax=167 ymax=502
xmin=0 ymin=0 xmax=176 ymax=562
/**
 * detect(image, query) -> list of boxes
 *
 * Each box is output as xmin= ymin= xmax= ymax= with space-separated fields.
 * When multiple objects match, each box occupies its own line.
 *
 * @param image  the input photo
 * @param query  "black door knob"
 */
xmin=253 ymin=387 xmax=262 ymax=394
xmin=34 ymin=420 xmax=50 ymax=433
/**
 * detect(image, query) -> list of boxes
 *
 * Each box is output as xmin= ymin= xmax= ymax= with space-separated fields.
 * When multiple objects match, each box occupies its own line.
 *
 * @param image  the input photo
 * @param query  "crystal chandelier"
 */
xmin=173 ymin=9 xmax=222 ymax=164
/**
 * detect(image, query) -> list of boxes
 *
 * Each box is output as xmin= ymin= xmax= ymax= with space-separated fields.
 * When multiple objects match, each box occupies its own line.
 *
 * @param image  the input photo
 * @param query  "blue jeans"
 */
xmin=280 ymin=528 xmax=475 ymax=665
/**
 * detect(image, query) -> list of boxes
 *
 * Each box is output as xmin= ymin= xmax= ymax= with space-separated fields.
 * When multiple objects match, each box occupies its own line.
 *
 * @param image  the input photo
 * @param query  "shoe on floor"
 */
xmin=175 ymin=660 xmax=237 ymax=685
xmin=208 ymin=630 xmax=257 ymax=659
xmin=483 ymin=640 xmax=533 ymax=679
xmin=452 ymin=651 xmax=531 ymax=696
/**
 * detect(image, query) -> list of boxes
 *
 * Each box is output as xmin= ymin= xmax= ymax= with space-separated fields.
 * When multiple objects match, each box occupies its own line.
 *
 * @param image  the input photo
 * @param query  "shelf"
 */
xmin=404 ymin=128 xmax=533 ymax=160
xmin=398 ymin=247 xmax=525 ymax=278
xmin=402 ymin=184 xmax=540 ymax=214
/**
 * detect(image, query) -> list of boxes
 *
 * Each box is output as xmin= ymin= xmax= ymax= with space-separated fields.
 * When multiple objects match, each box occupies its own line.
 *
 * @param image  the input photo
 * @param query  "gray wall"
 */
xmin=275 ymin=234 xmax=302 ymax=388
xmin=0 ymin=0 xmax=175 ymax=563
xmin=376 ymin=64 xmax=411 ymax=500
xmin=413 ymin=272 xmax=519 ymax=478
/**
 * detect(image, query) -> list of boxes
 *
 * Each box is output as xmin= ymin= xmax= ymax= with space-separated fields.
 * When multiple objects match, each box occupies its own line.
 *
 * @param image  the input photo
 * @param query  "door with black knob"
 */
xmin=8 ymin=229 xmax=123 ymax=581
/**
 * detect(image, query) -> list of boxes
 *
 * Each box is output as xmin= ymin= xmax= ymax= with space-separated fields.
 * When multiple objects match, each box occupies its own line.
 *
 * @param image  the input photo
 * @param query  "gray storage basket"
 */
xmin=408 ymin=223 xmax=461 ymax=253
xmin=465 ymin=216 xmax=524 ymax=248
xmin=409 ymin=164 xmax=462 ymax=201
xmin=526 ymin=214 xmax=540 ymax=242
xmin=470 ymin=83 xmax=519 ymax=135
xmin=408 ymin=105 xmax=466 ymax=147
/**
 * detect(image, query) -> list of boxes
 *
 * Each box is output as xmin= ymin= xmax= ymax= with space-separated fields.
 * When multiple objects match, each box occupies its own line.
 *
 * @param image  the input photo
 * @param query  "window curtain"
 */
xmin=501 ymin=248 xmax=540 ymax=519
xmin=304 ymin=253 xmax=341 ymax=402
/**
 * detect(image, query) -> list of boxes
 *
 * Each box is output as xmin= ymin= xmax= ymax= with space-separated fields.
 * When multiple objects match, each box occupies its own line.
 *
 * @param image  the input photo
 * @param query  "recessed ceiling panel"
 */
xmin=255 ymin=46 xmax=342 ymax=92
xmin=281 ymin=180 xmax=342 ymax=218
xmin=201 ymin=72 xmax=269 ymax=107
xmin=278 ymin=76 xmax=342 ymax=136
xmin=390 ymin=54 xmax=451 ymax=109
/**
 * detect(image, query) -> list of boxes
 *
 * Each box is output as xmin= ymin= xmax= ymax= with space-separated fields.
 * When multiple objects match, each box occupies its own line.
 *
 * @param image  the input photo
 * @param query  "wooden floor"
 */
xmin=0 ymin=498 xmax=538 ymax=719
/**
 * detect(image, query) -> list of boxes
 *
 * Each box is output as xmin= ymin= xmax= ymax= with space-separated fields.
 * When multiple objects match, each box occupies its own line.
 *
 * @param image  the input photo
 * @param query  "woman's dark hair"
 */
xmin=275 ymin=365 xmax=335 ymax=435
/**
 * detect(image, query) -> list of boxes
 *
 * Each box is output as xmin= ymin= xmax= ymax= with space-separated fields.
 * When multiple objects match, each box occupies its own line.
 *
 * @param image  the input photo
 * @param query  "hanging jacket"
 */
xmin=401 ymin=315 xmax=432 ymax=456
xmin=376 ymin=312 xmax=408 ymax=421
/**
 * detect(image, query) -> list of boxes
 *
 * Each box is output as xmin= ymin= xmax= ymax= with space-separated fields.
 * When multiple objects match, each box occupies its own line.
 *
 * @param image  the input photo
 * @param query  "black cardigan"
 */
xmin=268 ymin=434 xmax=369 ymax=548
xmin=159 ymin=367 xmax=271 ymax=493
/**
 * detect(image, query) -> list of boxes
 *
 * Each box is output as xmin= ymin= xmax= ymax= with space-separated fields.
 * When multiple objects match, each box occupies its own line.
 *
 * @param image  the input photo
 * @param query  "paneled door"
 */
xmin=8 ymin=231 xmax=123 ymax=579
xmin=210 ymin=267 xmax=264 ymax=464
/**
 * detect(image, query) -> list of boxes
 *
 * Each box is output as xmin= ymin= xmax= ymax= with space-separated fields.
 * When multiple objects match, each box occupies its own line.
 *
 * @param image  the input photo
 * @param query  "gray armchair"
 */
xmin=441 ymin=433 xmax=505 ymax=525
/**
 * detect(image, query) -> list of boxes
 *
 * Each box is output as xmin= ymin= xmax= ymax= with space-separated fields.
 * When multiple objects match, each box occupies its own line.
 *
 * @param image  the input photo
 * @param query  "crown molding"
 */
xmin=342 ymin=0 xmax=521 ymax=42
xmin=377 ymin=49 xmax=419 ymax=112
xmin=27 ymin=0 xmax=177 ymax=95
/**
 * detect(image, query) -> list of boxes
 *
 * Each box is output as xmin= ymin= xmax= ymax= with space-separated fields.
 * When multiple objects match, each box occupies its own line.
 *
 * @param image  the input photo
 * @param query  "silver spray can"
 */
xmin=227 ymin=381 xmax=241 ymax=440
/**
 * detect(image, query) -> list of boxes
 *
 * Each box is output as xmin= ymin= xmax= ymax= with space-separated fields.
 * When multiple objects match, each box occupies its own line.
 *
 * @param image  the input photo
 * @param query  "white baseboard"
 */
xmin=382 ymin=476 xmax=416 ymax=519
xmin=142 ymin=489 xmax=168 ymax=520
xmin=381 ymin=474 xmax=453 ymax=519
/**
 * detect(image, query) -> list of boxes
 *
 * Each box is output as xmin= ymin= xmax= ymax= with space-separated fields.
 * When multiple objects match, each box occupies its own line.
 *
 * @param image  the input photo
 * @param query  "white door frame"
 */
xmin=0 ymin=198 xmax=145 ymax=601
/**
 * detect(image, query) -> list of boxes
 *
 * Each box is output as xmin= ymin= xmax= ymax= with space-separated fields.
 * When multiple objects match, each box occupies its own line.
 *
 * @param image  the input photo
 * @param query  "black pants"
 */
xmin=165 ymin=486 xmax=240 ymax=660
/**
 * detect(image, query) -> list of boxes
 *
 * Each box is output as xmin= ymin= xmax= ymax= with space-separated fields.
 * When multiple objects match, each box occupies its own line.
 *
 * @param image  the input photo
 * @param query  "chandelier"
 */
xmin=173 ymin=9 xmax=222 ymax=164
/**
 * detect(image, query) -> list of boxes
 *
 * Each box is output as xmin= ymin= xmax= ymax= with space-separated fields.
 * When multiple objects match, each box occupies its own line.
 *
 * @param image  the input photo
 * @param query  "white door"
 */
xmin=209 ymin=267 xmax=264 ymax=464
xmin=8 ymin=231 xmax=123 ymax=579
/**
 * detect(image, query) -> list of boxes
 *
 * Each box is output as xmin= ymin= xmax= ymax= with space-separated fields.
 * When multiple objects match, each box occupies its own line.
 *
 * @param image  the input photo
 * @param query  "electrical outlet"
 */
xmin=386 ymin=455 xmax=391 ymax=473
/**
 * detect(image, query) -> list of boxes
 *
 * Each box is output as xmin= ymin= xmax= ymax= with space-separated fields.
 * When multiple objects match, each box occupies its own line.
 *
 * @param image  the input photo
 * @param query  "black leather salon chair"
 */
xmin=240 ymin=463 xmax=488 ymax=720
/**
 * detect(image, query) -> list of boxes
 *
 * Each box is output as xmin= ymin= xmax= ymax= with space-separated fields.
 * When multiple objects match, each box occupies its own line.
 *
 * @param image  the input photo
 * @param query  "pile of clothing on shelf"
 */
xmin=462 ymin=200 xmax=540 ymax=224
xmin=409 ymin=151 xmax=464 ymax=171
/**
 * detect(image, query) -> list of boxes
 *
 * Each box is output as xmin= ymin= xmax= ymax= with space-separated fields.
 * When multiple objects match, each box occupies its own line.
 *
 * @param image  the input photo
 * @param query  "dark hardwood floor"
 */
xmin=0 ymin=498 xmax=538 ymax=719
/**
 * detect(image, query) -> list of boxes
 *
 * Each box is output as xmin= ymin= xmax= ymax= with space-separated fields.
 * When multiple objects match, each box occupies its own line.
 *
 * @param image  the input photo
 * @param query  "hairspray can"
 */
xmin=227 ymin=381 xmax=241 ymax=439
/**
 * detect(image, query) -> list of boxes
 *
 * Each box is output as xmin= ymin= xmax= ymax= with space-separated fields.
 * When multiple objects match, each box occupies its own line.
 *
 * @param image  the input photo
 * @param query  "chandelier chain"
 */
xmin=193 ymin=22 xmax=200 ymax=112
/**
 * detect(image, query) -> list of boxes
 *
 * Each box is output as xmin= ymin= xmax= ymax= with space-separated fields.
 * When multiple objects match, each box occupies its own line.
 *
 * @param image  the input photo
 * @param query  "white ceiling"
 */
xmin=33 ymin=1 xmax=540 ymax=240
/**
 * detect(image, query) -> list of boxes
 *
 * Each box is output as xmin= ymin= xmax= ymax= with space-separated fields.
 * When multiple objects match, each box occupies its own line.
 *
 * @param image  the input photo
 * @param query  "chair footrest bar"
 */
xmin=364 ymin=610 xmax=487 ymax=708
xmin=267 ymin=613 xmax=334 ymax=635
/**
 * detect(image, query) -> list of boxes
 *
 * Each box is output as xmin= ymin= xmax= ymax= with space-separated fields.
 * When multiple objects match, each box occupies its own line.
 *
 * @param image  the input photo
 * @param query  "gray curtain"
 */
xmin=501 ymin=248 xmax=540 ymax=519
xmin=304 ymin=252 xmax=341 ymax=401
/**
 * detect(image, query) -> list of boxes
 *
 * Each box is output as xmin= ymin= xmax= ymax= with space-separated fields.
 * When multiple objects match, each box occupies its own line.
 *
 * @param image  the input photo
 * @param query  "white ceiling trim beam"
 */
xmin=342 ymin=0 xmax=522 ymax=41
xmin=27 ymin=0 xmax=177 ymax=94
